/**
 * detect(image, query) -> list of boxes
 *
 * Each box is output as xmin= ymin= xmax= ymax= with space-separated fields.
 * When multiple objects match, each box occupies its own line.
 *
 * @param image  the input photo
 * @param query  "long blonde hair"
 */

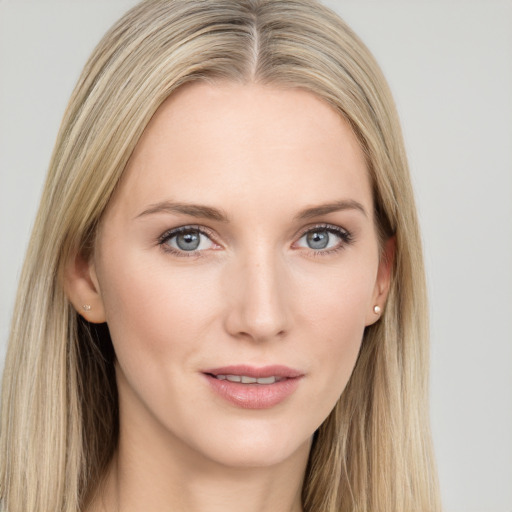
xmin=0 ymin=1 xmax=441 ymax=510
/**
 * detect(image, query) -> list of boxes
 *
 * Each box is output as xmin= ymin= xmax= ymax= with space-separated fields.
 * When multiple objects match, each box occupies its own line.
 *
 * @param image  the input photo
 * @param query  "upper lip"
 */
xmin=203 ymin=365 xmax=303 ymax=379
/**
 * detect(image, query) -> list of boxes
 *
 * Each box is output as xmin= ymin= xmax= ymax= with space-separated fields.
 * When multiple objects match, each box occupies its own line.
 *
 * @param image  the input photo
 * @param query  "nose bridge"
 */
xmin=224 ymin=243 xmax=290 ymax=341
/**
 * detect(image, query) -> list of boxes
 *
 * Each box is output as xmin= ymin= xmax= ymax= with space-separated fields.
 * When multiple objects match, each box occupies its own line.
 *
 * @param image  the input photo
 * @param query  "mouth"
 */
xmin=203 ymin=365 xmax=303 ymax=409
xmin=211 ymin=374 xmax=284 ymax=384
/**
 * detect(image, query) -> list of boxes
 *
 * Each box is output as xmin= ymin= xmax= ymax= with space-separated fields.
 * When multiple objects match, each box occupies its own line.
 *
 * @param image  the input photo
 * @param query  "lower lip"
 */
xmin=204 ymin=374 xmax=302 ymax=409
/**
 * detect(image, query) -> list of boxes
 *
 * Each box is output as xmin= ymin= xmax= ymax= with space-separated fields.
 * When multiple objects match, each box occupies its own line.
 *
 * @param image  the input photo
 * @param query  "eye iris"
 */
xmin=306 ymin=230 xmax=329 ymax=249
xmin=176 ymin=230 xmax=200 ymax=251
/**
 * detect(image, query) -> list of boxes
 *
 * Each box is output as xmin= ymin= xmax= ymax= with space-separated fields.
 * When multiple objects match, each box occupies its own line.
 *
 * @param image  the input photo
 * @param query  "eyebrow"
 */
xmin=135 ymin=199 xmax=367 ymax=222
xmin=294 ymin=200 xmax=368 ymax=220
xmin=136 ymin=201 xmax=229 ymax=222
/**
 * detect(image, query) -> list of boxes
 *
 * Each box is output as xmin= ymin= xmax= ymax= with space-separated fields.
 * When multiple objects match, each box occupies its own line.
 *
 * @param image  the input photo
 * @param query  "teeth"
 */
xmin=256 ymin=376 xmax=277 ymax=384
xmin=215 ymin=375 xmax=279 ymax=384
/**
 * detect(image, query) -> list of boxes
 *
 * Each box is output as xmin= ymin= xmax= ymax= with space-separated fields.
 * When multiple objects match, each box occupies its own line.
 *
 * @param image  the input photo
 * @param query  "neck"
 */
xmin=91 ymin=436 xmax=309 ymax=512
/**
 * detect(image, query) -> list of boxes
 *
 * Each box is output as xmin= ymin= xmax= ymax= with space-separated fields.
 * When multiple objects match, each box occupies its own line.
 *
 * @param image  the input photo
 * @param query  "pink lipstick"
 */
xmin=203 ymin=365 xmax=303 ymax=409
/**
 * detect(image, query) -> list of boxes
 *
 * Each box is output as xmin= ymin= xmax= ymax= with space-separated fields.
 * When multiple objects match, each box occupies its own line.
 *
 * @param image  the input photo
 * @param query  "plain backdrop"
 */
xmin=0 ymin=1 xmax=511 ymax=511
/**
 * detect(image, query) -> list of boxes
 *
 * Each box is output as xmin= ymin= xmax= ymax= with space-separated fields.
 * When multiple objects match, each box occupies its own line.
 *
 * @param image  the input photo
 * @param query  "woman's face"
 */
xmin=83 ymin=82 xmax=390 ymax=468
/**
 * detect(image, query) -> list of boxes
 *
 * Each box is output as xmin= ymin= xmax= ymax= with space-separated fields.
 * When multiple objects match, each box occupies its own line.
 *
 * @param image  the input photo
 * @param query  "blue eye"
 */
xmin=175 ymin=230 xmax=201 ymax=251
xmin=159 ymin=224 xmax=351 ymax=257
xmin=159 ymin=227 xmax=216 ymax=254
xmin=305 ymin=230 xmax=330 ymax=249
xmin=296 ymin=226 xmax=351 ymax=252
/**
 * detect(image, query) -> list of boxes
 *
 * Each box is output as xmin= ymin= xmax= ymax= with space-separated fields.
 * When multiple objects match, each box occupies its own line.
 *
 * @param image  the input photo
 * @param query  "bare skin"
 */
xmin=67 ymin=82 xmax=392 ymax=512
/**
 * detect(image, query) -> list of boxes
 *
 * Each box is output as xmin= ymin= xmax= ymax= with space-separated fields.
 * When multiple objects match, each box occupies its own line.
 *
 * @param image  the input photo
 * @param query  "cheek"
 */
xmin=295 ymin=257 xmax=376 ymax=338
xmin=293 ymin=260 xmax=376 ymax=408
xmin=96 ymin=250 xmax=222 ymax=370
xmin=311 ymin=296 xmax=366 ymax=383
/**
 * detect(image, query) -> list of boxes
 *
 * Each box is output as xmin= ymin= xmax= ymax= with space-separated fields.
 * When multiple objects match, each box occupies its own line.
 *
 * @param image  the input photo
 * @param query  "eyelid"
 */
xmin=157 ymin=224 xmax=217 ymax=243
xmin=295 ymin=222 xmax=350 ymax=239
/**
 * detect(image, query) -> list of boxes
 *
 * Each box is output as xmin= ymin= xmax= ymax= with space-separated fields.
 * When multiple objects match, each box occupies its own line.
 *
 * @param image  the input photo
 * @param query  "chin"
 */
xmin=184 ymin=419 xmax=314 ymax=470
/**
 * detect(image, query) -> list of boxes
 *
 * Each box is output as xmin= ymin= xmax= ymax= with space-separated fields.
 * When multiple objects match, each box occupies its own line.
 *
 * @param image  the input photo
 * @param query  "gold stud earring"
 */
xmin=373 ymin=305 xmax=381 ymax=315
xmin=82 ymin=304 xmax=91 ymax=312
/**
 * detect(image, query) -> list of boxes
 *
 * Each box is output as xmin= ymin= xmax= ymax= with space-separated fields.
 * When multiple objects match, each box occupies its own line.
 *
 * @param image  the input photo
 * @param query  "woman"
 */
xmin=0 ymin=0 xmax=441 ymax=511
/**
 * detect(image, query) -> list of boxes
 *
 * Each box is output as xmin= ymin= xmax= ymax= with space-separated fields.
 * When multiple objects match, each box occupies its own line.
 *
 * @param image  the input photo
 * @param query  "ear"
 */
xmin=64 ymin=250 xmax=106 ymax=324
xmin=365 ymin=236 xmax=395 ymax=326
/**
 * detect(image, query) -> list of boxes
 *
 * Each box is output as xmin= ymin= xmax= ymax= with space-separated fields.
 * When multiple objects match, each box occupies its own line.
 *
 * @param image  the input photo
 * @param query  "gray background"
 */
xmin=1 ymin=1 xmax=511 ymax=511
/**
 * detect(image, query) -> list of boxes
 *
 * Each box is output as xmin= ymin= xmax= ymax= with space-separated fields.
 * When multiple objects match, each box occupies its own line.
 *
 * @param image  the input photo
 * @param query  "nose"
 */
xmin=223 ymin=248 xmax=291 ymax=342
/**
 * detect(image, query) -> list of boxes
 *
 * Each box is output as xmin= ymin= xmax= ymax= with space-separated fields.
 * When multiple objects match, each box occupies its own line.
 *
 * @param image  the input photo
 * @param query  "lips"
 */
xmin=203 ymin=365 xmax=303 ymax=409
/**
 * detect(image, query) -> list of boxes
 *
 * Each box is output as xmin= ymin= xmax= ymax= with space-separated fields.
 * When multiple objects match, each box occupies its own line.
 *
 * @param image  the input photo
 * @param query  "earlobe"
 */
xmin=64 ymin=250 xmax=106 ymax=324
xmin=365 ymin=236 xmax=395 ymax=326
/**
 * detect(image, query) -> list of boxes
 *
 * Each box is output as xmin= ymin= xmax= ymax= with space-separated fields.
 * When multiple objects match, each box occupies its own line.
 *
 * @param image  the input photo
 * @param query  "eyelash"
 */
xmin=157 ymin=223 xmax=354 ymax=258
xmin=296 ymin=224 xmax=354 ymax=257
xmin=157 ymin=225 xmax=217 ymax=258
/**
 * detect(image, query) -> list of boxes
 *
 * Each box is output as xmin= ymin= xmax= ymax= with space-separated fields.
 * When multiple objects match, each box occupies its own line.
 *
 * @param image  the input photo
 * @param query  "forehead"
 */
xmin=112 ymin=81 xmax=371 ymax=217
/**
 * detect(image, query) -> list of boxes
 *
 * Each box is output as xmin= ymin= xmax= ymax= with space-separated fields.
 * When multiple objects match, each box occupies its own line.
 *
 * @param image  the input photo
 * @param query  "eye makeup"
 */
xmin=293 ymin=223 xmax=354 ymax=257
xmin=156 ymin=222 xmax=354 ymax=258
xmin=157 ymin=225 xmax=220 ymax=258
